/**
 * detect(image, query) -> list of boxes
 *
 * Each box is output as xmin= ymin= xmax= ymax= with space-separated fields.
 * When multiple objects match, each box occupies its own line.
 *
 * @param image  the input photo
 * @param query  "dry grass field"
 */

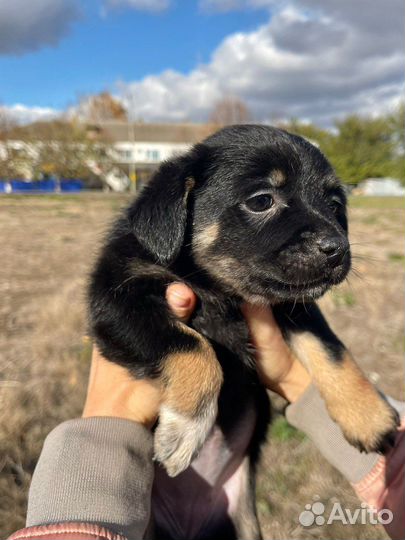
xmin=0 ymin=194 xmax=404 ymax=539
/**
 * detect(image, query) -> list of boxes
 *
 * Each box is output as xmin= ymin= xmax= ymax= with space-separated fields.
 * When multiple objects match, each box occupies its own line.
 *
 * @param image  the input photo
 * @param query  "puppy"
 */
xmin=89 ymin=125 xmax=399 ymax=540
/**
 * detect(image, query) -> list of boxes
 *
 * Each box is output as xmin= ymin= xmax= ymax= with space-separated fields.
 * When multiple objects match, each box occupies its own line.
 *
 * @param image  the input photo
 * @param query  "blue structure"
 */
xmin=0 ymin=178 xmax=84 ymax=193
xmin=61 ymin=179 xmax=84 ymax=192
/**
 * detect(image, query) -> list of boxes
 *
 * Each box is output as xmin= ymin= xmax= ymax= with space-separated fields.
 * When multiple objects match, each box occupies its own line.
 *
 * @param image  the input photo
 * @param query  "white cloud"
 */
xmin=0 ymin=0 xmax=170 ymax=57
xmin=1 ymin=104 xmax=61 ymax=125
xmin=118 ymin=0 xmax=404 ymax=126
xmin=2 ymin=0 xmax=403 ymax=126
xmin=0 ymin=0 xmax=80 ymax=55
xmin=104 ymin=0 xmax=170 ymax=12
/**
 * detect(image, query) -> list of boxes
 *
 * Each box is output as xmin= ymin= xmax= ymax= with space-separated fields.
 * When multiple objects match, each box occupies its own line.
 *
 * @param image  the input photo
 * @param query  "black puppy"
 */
xmin=89 ymin=125 xmax=399 ymax=540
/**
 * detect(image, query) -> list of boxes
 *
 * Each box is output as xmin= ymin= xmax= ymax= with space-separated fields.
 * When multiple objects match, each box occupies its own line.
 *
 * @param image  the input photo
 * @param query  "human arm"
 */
xmin=9 ymin=284 xmax=195 ymax=540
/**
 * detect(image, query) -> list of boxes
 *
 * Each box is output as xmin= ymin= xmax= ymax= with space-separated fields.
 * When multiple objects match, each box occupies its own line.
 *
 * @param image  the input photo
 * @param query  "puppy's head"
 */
xmin=131 ymin=125 xmax=351 ymax=303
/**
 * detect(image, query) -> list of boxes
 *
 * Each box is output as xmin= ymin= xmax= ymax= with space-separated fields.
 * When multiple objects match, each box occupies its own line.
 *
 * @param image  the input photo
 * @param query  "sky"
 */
xmin=0 ymin=0 xmax=403 ymax=127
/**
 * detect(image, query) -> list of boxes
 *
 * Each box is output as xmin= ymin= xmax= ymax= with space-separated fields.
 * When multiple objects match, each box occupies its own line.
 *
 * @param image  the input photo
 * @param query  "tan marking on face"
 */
xmin=193 ymin=251 xmax=253 ymax=298
xmin=206 ymin=256 xmax=246 ymax=290
xmin=270 ymin=169 xmax=286 ymax=187
xmin=211 ymin=255 xmax=238 ymax=274
xmin=193 ymin=222 xmax=220 ymax=256
xmin=162 ymin=323 xmax=223 ymax=416
xmin=291 ymin=332 xmax=398 ymax=451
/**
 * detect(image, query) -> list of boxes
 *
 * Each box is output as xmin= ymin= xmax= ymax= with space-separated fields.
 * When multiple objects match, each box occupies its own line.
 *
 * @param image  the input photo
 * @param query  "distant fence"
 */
xmin=0 ymin=179 xmax=83 ymax=194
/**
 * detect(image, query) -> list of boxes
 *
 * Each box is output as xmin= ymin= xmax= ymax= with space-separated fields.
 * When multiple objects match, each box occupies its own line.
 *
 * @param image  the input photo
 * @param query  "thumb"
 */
xmin=241 ymin=303 xmax=282 ymax=350
xmin=166 ymin=282 xmax=197 ymax=322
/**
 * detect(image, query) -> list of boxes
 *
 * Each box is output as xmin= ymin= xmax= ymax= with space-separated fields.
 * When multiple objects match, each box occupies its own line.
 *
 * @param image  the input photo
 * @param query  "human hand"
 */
xmin=82 ymin=283 xmax=198 ymax=427
xmin=241 ymin=304 xmax=311 ymax=402
xmin=164 ymin=284 xmax=311 ymax=403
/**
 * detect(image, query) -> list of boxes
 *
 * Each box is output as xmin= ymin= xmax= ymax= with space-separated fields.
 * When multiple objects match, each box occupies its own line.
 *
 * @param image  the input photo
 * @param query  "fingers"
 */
xmin=166 ymin=282 xmax=197 ymax=322
xmin=242 ymin=302 xmax=295 ymax=385
xmin=241 ymin=303 xmax=311 ymax=400
xmin=241 ymin=303 xmax=283 ymax=350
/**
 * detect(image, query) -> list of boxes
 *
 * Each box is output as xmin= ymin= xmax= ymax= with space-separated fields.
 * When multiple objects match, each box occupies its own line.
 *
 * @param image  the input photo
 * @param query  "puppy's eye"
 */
xmin=245 ymin=194 xmax=273 ymax=213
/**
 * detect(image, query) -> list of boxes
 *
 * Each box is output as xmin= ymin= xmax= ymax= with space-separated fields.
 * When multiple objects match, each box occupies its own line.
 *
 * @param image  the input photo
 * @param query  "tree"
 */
xmin=0 ymin=143 xmax=31 ymax=179
xmin=0 ymin=106 xmax=31 ymax=179
xmin=282 ymin=106 xmax=405 ymax=185
xmin=280 ymin=119 xmax=334 ymax=153
xmin=75 ymin=92 xmax=128 ymax=123
xmin=386 ymin=102 xmax=405 ymax=184
xmin=0 ymin=105 xmax=16 ymax=137
xmin=10 ymin=120 xmax=114 ymax=184
xmin=209 ymin=97 xmax=252 ymax=126
xmin=328 ymin=115 xmax=402 ymax=185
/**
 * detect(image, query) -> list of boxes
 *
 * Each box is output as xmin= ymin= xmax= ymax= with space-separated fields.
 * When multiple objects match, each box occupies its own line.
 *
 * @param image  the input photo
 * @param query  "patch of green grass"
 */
xmin=269 ymin=416 xmax=306 ymax=442
xmin=256 ymin=498 xmax=274 ymax=517
xmin=61 ymin=236 xmax=74 ymax=243
xmin=80 ymin=338 xmax=93 ymax=364
xmin=361 ymin=214 xmax=379 ymax=225
xmin=109 ymin=199 xmax=128 ymax=211
xmin=388 ymin=252 xmax=405 ymax=263
xmin=0 ymin=194 xmax=82 ymax=203
xmin=56 ymin=210 xmax=81 ymax=218
xmin=349 ymin=195 xmax=405 ymax=209
xmin=392 ymin=334 xmax=405 ymax=354
xmin=331 ymin=290 xmax=356 ymax=307
xmin=0 ymin=192 xmax=131 ymax=204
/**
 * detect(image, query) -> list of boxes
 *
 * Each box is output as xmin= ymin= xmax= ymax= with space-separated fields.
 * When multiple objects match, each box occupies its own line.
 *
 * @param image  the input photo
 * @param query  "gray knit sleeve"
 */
xmin=26 ymin=417 xmax=154 ymax=540
xmin=285 ymin=384 xmax=381 ymax=483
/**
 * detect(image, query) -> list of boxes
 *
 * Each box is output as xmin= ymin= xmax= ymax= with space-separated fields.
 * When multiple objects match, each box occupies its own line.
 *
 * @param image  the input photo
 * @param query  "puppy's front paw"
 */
xmin=154 ymin=323 xmax=223 ymax=476
xmin=346 ymin=401 xmax=399 ymax=455
xmin=330 ymin=391 xmax=400 ymax=455
xmin=154 ymin=401 xmax=217 ymax=477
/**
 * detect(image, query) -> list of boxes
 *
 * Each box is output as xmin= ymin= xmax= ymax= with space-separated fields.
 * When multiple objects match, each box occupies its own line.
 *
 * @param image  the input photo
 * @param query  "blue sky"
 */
xmin=0 ymin=1 xmax=268 ymax=110
xmin=0 ymin=0 xmax=403 ymax=126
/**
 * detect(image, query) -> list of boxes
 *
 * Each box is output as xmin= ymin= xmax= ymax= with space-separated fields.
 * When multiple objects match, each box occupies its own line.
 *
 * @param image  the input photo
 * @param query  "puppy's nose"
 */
xmin=316 ymin=236 xmax=347 ymax=266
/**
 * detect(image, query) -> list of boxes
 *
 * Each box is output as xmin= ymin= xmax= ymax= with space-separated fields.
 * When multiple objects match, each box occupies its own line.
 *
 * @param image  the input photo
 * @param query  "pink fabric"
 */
xmin=8 ymin=522 xmax=127 ymax=540
xmin=352 ymin=419 xmax=405 ymax=540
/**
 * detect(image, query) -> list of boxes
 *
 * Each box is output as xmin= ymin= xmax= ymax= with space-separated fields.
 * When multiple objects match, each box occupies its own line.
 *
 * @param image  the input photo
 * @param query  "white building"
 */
xmin=92 ymin=122 xmax=213 ymax=190
xmin=1 ymin=122 xmax=214 ymax=191
xmin=357 ymin=178 xmax=405 ymax=196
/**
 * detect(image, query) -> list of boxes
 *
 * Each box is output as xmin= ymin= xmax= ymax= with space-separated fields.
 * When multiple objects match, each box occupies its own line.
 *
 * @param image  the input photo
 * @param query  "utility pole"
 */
xmin=128 ymin=120 xmax=137 ymax=193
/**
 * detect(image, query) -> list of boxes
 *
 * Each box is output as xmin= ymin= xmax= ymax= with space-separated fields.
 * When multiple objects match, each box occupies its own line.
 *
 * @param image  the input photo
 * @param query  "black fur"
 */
xmin=88 ymin=125 xmax=353 ymax=539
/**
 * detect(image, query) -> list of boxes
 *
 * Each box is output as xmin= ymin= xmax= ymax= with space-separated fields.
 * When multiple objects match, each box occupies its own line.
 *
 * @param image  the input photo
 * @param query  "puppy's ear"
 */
xmin=128 ymin=156 xmax=196 ymax=265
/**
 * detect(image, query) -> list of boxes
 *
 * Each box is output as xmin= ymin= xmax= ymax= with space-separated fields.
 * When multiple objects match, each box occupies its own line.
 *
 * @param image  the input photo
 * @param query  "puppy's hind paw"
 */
xmin=154 ymin=402 xmax=217 ymax=477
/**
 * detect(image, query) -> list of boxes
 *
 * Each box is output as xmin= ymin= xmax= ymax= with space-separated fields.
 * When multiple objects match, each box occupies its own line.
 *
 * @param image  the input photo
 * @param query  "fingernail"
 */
xmin=169 ymin=289 xmax=191 ymax=308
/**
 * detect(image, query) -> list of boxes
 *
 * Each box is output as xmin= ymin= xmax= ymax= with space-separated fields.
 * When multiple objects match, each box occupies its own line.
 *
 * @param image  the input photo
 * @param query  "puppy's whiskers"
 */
xmin=350 ymin=241 xmax=381 ymax=265
xmin=350 ymin=267 xmax=363 ymax=279
xmin=112 ymin=274 xmax=138 ymax=294
xmin=301 ymin=293 xmax=309 ymax=315
xmin=348 ymin=265 xmax=368 ymax=284
xmin=180 ymin=267 xmax=207 ymax=281
xmin=290 ymin=293 xmax=299 ymax=315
